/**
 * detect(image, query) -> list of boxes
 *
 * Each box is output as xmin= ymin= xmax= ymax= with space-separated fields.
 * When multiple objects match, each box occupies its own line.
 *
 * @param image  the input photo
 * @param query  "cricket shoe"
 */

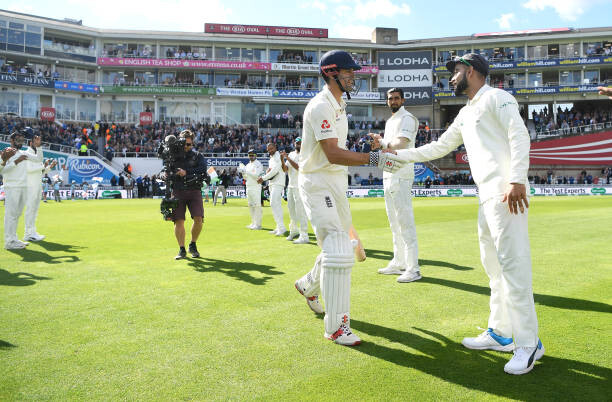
xmin=293 ymin=236 xmax=309 ymax=244
xmin=251 ymin=225 xmax=262 ymax=230
xmin=397 ymin=270 xmax=422 ymax=283
xmin=175 ymin=248 xmax=187 ymax=260
xmin=24 ymin=233 xmax=45 ymax=242
xmin=5 ymin=240 xmax=28 ymax=250
xmin=188 ymin=243 xmax=200 ymax=258
xmin=504 ymin=339 xmax=545 ymax=375
xmin=294 ymin=281 xmax=324 ymax=314
xmin=325 ymin=324 xmax=361 ymax=346
xmin=269 ymin=229 xmax=278 ymax=235
xmin=286 ymin=232 xmax=299 ymax=241
xmin=462 ymin=328 xmax=515 ymax=352
xmin=275 ymin=228 xmax=287 ymax=237
xmin=378 ymin=265 xmax=405 ymax=275
xmin=246 ymin=224 xmax=254 ymax=229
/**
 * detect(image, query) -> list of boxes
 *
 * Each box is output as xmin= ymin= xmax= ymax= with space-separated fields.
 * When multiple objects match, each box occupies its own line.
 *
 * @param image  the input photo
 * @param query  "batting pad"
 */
xmin=298 ymin=254 xmax=322 ymax=297
xmin=321 ymin=231 xmax=354 ymax=334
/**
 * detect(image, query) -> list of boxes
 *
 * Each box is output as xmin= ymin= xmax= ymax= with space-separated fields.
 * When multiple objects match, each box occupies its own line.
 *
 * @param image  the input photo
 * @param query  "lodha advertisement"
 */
xmin=378 ymin=51 xmax=433 ymax=105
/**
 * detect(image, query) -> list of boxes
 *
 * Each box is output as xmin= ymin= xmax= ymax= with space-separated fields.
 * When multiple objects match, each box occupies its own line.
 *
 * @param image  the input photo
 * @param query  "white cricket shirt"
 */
xmin=299 ymin=85 xmax=348 ymax=175
xmin=285 ymin=150 xmax=300 ymax=188
xmin=383 ymin=107 xmax=418 ymax=180
xmin=25 ymin=146 xmax=44 ymax=187
xmin=1 ymin=150 xmax=28 ymax=188
xmin=261 ymin=151 xmax=286 ymax=187
xmin=244 ymin=159 xmax=264 ymax=187
xmin=396 ymin=85 xmax=530 ymax=203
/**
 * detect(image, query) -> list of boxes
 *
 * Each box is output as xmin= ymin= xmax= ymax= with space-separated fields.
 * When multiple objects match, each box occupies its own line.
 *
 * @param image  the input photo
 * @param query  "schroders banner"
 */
xmin=98 ymin=57 xmax=270 ymax=70
xmin=40 ymin=107 xmax=56 ymax=122
xmin=377 ymin=51 xmax=433 ymax=105
xmin=139 ymin=112 xmax=153 ymax=126
xmin=204 ymin=23 xmax=328 ymax=38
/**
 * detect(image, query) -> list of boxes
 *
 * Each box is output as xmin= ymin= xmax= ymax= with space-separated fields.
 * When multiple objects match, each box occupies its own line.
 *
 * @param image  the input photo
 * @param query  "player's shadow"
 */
xmin=421 ymin=276 xmax=612 ymax=314
xmin=0 ymin=340 xmax=17 ymax=350
xmin=187 ymin=257 xmax=283 ymax=285
xmin=365 ymin=249 xmax=472 ymax=271
xmin=0 ymin=269 xmax=51 ymax=286
xmin=6 ymin=249 xmax=80 ymax=264
xmin=36 ymin=240 xmax=85 ymax=253
xmin=351 ymin=320 xmax=610 ymax=401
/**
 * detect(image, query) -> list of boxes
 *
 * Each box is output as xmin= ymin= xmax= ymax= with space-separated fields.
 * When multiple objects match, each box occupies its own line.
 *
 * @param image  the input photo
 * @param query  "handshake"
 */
xmin=368 ymin=150 xmax=408 ymax=173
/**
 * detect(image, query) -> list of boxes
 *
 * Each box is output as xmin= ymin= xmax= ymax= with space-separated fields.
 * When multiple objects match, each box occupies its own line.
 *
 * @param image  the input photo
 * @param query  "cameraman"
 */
xmin=171 ymin=130 xmax=207 ymax=260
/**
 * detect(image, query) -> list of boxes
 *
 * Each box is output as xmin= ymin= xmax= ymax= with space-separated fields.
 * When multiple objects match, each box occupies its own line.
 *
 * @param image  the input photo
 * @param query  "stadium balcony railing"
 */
xmin=433 ymin=52 xmax=611 ymax=67
xmin=535 ymin=121 xmax=612 ymax=140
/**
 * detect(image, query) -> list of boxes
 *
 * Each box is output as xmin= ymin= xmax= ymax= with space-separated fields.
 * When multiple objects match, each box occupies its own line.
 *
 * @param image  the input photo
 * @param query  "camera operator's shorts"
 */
xmin=172 ymin=189 xmax=204 ymax=221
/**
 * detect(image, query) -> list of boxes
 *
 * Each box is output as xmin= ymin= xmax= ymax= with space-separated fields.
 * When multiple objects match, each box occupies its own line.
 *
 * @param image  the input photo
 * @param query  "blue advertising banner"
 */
xmin=434 ymin=55 xmax=612 ymax=73
xmin=54 ymin=81 xmax=100 ymax=93
xmin=434 ymin=84 xmax=603 ymax=98
xmin=0 ymin=73 xmax=54 ymax=88
xmin=68 ymin=157 xmax=118 ymax=184
xmin=414 ymin=163 xmax=436 ymax=182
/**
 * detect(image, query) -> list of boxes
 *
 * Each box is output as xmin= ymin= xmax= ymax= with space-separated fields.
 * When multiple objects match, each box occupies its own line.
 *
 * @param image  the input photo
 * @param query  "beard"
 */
xmin=454 ymin=74 xmax=468 ymax=96
xmin=390 ymin=105 xmax=401 ymax=113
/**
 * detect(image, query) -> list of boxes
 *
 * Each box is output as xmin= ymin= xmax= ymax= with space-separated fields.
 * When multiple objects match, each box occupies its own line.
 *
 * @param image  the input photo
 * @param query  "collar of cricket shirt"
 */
xmin=467 ymin=84 xmax=491 ymax=106
xmin=322 ymin=85 xmax=346 ymax=116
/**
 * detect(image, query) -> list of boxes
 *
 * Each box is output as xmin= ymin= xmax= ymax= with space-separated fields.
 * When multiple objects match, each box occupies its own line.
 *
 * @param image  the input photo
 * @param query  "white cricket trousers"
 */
xmin=383 ymin=177 xmax=419 ymax=272
xmin=269 ymin=184 xmax=286 ymax=232
xmin=24 ymin=183 xmax=42 ymax=238
xmin=298 ymin=172 xmax=354 ymax=335
xmin=4 ymin=186 xmax=27 ymax=245
xmin=246 ymin=184 xmax=262 ymax=227
xmin=286 ymin=186 xmax=308 ymax=237
xmin=478 ymin=196 xmax=539 ymax=348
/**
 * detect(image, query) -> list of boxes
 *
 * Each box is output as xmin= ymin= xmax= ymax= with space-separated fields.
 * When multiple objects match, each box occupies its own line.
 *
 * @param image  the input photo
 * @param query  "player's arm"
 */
xmin=371 ymin=115 xmax=416 ymax=151
xmin=286 ymin=154 xmax=299 ymax=170
xmin=280 ymin=151 xmax=289 ymax=172
xmin=261 ymin=157 xmax=281 ymax=181
xmin=495 ymin=92 xmax=530 ymax=214
xmin=319 ymin=138 xmax=370 ymax=166
xmin=395 ymin=119 xmax=463 ymax=163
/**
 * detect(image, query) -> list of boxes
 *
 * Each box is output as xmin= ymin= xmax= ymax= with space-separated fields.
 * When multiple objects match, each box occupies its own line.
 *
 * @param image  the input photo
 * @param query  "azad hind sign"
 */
xmin=378 ymin=51 xmax=433 ymax=105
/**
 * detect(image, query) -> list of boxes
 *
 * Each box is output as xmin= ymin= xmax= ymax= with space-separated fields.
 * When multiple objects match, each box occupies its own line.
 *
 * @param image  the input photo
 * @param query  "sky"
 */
xmin=3 ymin=0 xmax=612 ymax=40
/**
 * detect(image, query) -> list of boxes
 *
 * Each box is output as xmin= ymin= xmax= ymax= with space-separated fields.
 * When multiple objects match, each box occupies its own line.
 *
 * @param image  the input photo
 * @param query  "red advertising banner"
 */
xmin=530 ymin=131 xmax=612 ymax=165
xmin=40 ymin=107 xmax=55 ymax=122
xmin=205 ymin=23 xmax=328 ymax=38
xmin=139 ymin=112 xmax=153 ymax=126
xmin=456 ymin=131 xmax=612 ymax=166
xmin=455 ymin=151 xmax=469 ymax=164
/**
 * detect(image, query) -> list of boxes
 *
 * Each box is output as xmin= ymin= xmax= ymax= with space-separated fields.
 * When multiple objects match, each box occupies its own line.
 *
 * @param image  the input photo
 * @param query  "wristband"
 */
xmin=368 ymin=151 xmax=380 ymax=166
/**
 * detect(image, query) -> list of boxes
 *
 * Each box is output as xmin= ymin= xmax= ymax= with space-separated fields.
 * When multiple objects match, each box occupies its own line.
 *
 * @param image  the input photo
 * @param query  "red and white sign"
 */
xmin=530 ymin=131 xmax=612 ymax=165
xmin=139 ymin=112 xmax=153 ymax=126
xmin=98 ymin=58 xmax=270 ymax=71
xmin=40 ymin=107 xmax=55 ymax=122
xmin=456 ymin=151 xmax=469 ymax=164
xmin=456 ymin=131 xmax=612 ymax=166
xmin=205 ymin=23 xmax=328 ymax=38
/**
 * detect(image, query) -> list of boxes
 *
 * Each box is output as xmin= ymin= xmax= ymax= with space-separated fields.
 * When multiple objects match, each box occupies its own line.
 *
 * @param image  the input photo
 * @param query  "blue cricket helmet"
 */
xmin=319 ymin=50 xmax=361 ymax=77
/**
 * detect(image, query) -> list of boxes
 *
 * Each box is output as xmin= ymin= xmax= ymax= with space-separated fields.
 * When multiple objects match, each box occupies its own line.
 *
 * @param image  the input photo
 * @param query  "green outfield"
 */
xmin=1 ymin=196 xmax=610 ymax=401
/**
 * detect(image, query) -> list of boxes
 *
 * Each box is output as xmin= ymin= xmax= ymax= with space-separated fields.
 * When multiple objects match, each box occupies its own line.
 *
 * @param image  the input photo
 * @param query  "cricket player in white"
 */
xmin=240 ymin=149 xmax=264 ymax=229
xmin=1 ymin=132 xmax=30 ymax=249
xmin=389 ymin=53 xmax=543 ymax=375
xmin=281 ymin=138 xmax=309 ymax=244
xmin=258 ymin=143 xmax=286 ymax=236
xmin=24 ymin=133 xmax=55 ymax=241
xmin=370 ymin=88 xmax=421 ymax=283
xmin=293 ymin=50 xmax=404 ymax=346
